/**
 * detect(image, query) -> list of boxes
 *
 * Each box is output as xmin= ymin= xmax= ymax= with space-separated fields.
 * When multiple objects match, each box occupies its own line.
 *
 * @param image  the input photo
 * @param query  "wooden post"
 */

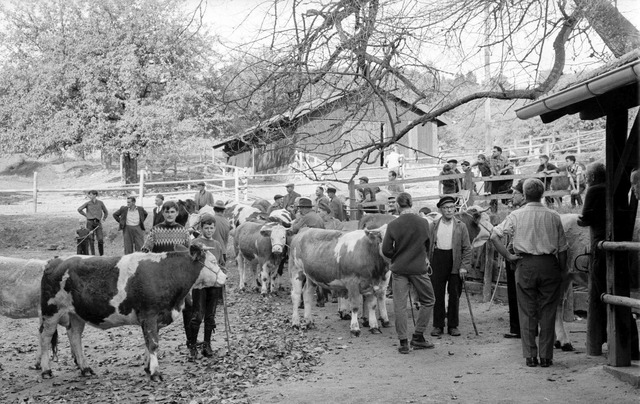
xmin=348 ymin=181 xmax=356 ymax=221
xmin=234 ymin=168 xmax=239 ymax=203
xmin=33 ymin=171 xmax=38 ymax=213
xmin=604 ymin=109 xmax=632 ymax=367
xmin=528 ymin=135 xmax=533 ymax=156
xmin=138 ymin=169 xmax=145 ymax=208
xmin=483 ymin=243 xmax=494 ymax=302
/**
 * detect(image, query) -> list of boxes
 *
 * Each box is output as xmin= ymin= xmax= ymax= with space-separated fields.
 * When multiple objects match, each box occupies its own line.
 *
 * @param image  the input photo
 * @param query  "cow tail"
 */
xmin=51 ymin=329 xmax=58 ymax=359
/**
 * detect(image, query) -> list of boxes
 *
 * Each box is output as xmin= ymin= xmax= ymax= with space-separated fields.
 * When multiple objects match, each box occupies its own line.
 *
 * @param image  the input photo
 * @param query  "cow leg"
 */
xmin=236 ymin=254 xmax=246 ymax=290
xmin=347 ymin=284 xmax=362 ymax=337
xmin=38 ymin=312 xmax=64 ymax=378
xmin=338 ymin=297 xmax=351 ymax=320
xmin=141 ymin=316 xmax=163 ymax=381
xmin=260 ymin=261 xmax=271 ymax=296
xmin=269 ymin=261 xmax=280 ymax=295
xmin=290 ymin=269 xmax=304 ymax=329
xmin=554 ymin=279 xmax=575 ymax=351
xmin=302 ymin=279 xmax=316 ymax=329
xmin=66 ymin=313 xmax=94 ymax=376
xmin=377 ymin=272 xmax=391 ymax=328
xmin=366 ymin=294 xmax=381 ymax=334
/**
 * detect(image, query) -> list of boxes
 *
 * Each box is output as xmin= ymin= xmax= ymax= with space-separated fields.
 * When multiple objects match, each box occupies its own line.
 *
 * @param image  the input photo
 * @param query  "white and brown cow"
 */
xmin=37 ymin=244 xmax=226 ymax=381
xmin=289 ymin=227 xmax=390 ymax=337
xmin=234 ymin=221 xmax=291 ymax=295
xmin=224 ymin=202 xmax=268 ymax=229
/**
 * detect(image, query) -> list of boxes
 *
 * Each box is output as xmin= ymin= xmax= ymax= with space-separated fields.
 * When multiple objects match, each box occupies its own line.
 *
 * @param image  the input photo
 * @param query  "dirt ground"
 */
xmin=1 ymin=158 xmax=639 ymax=403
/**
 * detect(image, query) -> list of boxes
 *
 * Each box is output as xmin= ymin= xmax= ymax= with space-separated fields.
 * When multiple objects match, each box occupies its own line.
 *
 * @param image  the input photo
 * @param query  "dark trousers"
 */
xmin=506 ymin=261 xmax=520 ymax=335
xmin=587 ymin=248 xmax=608 ymax=355
xmin=515 ymin=255 xmax=563 ymax=360
xmin=86 ymin=219 xmax=104 ymax=255
xmin=431 ymin=249 xmax=461 ymax=329
xmin=186 ymin=287 xmax=222 ymax=345
xmin=123 ymin=225 xmax=145 ymax=254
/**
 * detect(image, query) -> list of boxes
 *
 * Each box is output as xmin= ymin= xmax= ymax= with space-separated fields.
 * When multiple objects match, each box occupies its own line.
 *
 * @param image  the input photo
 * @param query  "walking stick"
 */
xmin=222 ymin=285 xmax=232 ymax=352
xmin=487 ymin=255 xmax=504 ymax=311
xmin=462 ymin=277 xmax=479 ymax=336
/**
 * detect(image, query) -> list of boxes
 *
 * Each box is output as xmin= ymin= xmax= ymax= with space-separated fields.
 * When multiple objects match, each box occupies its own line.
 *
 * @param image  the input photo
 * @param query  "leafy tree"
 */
xmin=0 ymin=0 xmax=227 ymax=183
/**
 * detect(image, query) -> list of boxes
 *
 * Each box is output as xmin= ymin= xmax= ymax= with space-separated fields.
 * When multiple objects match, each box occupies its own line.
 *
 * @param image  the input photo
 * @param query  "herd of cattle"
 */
xmin=0 ymin=197 xmax=591 ymax=381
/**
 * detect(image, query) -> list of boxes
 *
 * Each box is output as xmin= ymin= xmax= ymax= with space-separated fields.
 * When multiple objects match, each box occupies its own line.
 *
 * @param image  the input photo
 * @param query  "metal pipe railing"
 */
xmin=597 ymin=241 xmax=640 ymax=252
xmin=601 ymin=293 xmax=640 ymax=310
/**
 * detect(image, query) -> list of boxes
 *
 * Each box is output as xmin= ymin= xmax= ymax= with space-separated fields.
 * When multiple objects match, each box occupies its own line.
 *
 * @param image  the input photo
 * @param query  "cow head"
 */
xmin=259 ymin=222 xmax=291 ymax=254
xmin=190 ymin=244 xmax=227 ymax=288
xmin=458 ymin=205 xmax=493 ymax=248
xmin=176 ymin=199 xmax=198 ymax=226
xmin=364 ymin=224 xmax=389 ymax=262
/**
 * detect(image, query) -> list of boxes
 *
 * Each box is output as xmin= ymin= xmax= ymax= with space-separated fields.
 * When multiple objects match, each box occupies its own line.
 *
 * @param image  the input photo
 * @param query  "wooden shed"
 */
xmin=213 ymin=92 xmax=448 ymax=173
xmin=516 ymin=53 xmax=639 ymax=369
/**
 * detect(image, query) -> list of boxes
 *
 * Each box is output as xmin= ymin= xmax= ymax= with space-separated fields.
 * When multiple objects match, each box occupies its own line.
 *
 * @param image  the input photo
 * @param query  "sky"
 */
xmin=187 ymin=0 xmax=640 ymax=84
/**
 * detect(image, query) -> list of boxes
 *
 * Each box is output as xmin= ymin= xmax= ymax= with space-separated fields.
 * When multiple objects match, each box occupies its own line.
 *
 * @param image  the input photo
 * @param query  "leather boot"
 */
xmin=98 ymin=242 xmax=104 ymax=256
xmin=202 ymin=326 xmax=215 ymax=357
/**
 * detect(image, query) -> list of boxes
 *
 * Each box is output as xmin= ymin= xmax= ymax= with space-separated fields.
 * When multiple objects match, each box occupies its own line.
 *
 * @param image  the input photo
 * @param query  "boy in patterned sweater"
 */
xmin=141 ymin=201 xmax=191 ymax=253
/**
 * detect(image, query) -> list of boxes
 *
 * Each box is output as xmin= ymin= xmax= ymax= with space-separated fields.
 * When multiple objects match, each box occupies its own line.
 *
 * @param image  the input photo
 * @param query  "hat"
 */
xmin=447 ymin=159 xmax=458 ymax=164
xmin=326 ymin=187 xmax=337 ymax=193
xmin=214 ymin=200 xmax=226 ymax=208
xmin=200 ymin=213 xmax=216 ymax=223
xmin=437 ymin=195 xmax=457 ymax=208
xmin=197 ymin=181 xmax=205 ymax=186
xmin=274 ymin=194 xmax=284 ymax=201
xmin=317 ymin=200 xmax=331 ymax=213
xmin=511 ymin=179 xmax=525 ymax=194
xmin=461 ymin=160 xmax=470 ymax=166
xmin=285 ymin=183 xmax=295 ymax=188
xmin=359 ymin=176 xmax=369 ymax=183
xmin=88 ymin=190 xmax=98 ymax=196
xmin=297 ymin=197 xmax=313 ymax=208
xmin=443 ymin=163 xmax=452 ymax=171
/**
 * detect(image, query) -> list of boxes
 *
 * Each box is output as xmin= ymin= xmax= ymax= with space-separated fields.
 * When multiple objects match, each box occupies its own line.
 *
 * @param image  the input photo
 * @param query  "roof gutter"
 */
xmin=515 ymin=59 xmax=640 ymax=120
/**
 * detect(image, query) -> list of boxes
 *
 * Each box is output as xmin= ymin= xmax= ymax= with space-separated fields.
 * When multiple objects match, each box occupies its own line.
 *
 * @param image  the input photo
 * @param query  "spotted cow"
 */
xmin=37 ymin=245 xmax=226 ymax=381
xmin=289 ymin=227 xmax=390 ymax=337
xmin=234 ymin=221 xmax=291 ymax=295
xmin=224 ymin=202 xmax=268 ymax=228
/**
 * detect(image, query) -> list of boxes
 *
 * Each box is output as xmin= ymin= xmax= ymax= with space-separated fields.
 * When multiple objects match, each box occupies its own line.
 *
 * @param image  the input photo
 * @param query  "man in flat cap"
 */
xmin=291 ymin=197 xmax=325 ymax=234
xmin=429 ymin=195 xmax=472 ymax=338
xmin=194 ymin=181 xmax=214 ymax=210
xmin=326 ymin=187 xmax=347 ymax=221
xmin=313 ymin=186 xmax=330 ymax=213
xmin=357 ymin=176 xmax=378 ymax=217
xmin=282 ymin=183 xmax=301 ymax=215
xmin=317 ymin=200 xmax=343 ymax=230
xmin=268 ymin=194 xmax=285 ymax=214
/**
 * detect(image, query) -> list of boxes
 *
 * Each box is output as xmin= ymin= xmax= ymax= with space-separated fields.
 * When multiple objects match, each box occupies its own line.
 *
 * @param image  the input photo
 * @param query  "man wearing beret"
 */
xmin=282 ymin=183 xmax=301 ymax=215
xmin=326 ymin=187 xmax=347 ymax=221
xmin=268 ymin=194 xmax=285 ymax=214
xmin=429 ymin=195 xmax=472 ymax=338
xmin=194 ymin=181 xmax=215 ymax=210
xmin=291 ymin=197 xmax=325 ymax=234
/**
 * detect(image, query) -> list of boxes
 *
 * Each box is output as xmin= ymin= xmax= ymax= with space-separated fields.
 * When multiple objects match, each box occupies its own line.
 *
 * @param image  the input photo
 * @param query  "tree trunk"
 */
xmin=121 ymin=152 xmax=138 ymax=184
xmin=575 ymin=0 xmax=640 ymax=58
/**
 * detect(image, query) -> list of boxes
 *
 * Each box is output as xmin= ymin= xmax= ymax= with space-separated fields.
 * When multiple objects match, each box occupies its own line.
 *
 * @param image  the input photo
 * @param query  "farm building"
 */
xmin=213 ymin=92 xmax=448 ymax=174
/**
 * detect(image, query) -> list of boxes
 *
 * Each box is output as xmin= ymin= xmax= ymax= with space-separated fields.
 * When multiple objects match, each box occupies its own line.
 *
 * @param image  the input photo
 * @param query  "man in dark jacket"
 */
xmin=291 ymin=197 xmax=325 ymax=233
xmin=113 ymin=196 xmax=148 ymax=254
xmin=382 ymin=192 xmax=436 ymax=354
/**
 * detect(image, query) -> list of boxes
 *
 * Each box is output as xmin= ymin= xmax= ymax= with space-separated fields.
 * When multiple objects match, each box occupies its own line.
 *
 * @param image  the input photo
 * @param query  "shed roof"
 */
xmin=516 ymin=50 xmax=640 ymax=122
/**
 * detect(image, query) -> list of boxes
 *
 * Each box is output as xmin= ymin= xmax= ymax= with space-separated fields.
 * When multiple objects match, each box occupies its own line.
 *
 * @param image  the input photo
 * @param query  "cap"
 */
xmin=358 ymin=176 xmax=369 ymax=182
xmin=274 ymin=194 xmax=284 ymax=201
xmin=213 ymin=200 xmax=226 ymax=208
xmin=443 ymin=163 xmax=452 ymax=171
xmin=326 ymin=187 xmax=337 ymax=193
xmin=200 ymin=213 xmax=216 ymax=223
xmin=317 ymin=200 xmax=331 ymax=213
xmin=197 ymin=181 xmax=205 ymax=186
xmin=297 ymin=197 xmax=313 ymax=208
xmin=461 ymin=160 xmax=470 ymax=166
xmin=447 ymin=159 xmax=458 ymax=164
xmin=437 ymin=195 xmax=457 ymax=208
xmin=511 ymin=179 xmax=525 ymax=194
xmin=285 ymin=183 xmax=295 ymax=188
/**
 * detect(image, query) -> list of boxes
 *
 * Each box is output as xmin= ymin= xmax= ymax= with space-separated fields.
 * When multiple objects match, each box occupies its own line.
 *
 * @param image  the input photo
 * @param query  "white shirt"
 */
xmin=386 ymin=151 xmax=403 ymax=169
xmin=435 ymin=219 xmax=453 ymax=250
xmin=126 ymin=208 xmax=140 ymax=227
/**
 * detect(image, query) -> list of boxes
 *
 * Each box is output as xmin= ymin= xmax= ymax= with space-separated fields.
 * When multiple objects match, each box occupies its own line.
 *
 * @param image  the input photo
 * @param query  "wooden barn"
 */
xmin=213 ymin=92 xmax=448 ymax=174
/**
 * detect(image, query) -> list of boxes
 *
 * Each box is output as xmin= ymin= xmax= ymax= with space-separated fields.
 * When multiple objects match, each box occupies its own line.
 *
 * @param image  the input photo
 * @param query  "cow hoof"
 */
xmin=305 ymin=322 xmax=317 ymax=330
xmin=144 ymin=366 xmax=150 ymax=375
xmin=369 ymin=327 xmax=382 ymax=334
xmin=561 ymin=343 xmax=575 ymax=352
xmin=31 ymin=363 xmax=42 ymax=370
xmin=350 ymin=330 xmax=361 ymax=337
xmin=380 ymin=319 xmax=391 ymax=328
xmin=292 ymin=323 xmax=300 ymax=330
xmin=362 ymin=319 xmax=370 ymax=328
xmin=150 ymin=373 xmax=164 ymax=382
xmin=41 ymin=370 xmax=53 ymax=379
xmin=339 ymin=312 xmax=351 ymax=321
xmin=81 ymin=367 xmax=95 ymax=377
xmin=554 ymin=340 xmax=561 ymax=349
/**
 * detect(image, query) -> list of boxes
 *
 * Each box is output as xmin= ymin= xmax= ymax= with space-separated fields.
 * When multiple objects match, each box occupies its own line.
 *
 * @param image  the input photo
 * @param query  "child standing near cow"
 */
xmin=187 ymin=215 xmax=226 ymax=360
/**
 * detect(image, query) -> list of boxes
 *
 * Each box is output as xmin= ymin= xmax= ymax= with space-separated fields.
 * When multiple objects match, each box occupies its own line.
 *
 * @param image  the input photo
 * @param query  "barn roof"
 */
xmin=213 ymin=92 xmax=449 ymax=156
xmin=515 ymin=50 xmax=640 ymax=122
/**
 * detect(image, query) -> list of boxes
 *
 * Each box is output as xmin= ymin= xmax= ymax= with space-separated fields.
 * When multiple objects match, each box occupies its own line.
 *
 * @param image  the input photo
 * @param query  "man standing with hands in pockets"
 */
xmin=77 ymin=190 xmax=109 ymax=256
